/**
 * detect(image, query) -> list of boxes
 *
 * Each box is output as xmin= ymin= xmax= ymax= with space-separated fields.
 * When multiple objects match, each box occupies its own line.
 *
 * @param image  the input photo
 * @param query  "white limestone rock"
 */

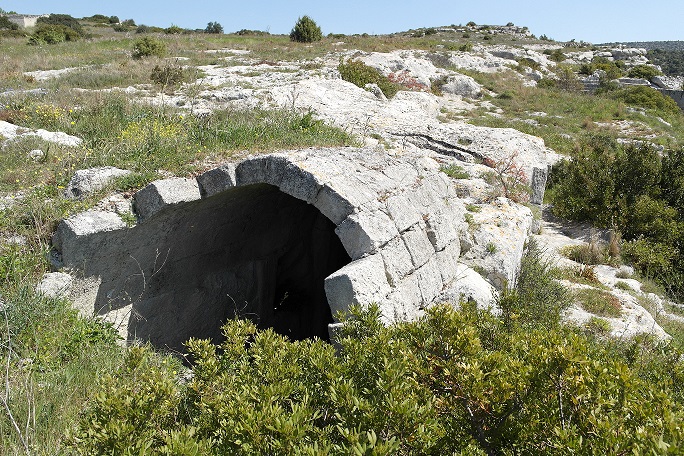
xmin=133 ymin=178 xmax=201 ymax=221
xmin=64 ymin=167 xmax=131 ymax=200
xmin=36 ymin=272 xmax=73 ymax=299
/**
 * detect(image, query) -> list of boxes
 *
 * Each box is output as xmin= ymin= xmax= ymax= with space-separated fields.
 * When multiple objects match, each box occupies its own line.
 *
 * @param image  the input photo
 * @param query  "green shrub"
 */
xmin=71 ymin=301 xmax=684 ymax=454
xmin=289 ymin=15 xmax=322 ymax=43
xmin=546 ymin=48 xmax=566 ymax=62
xmin=0 ymin=15 xmax=18 ymax=30
xmin=132 ymin=36 xmax=166 ymax=59
xmin=338 ymin=59 xmax=400 ymax=98
xmin=164 ymin=24 xmax=184 ymax=34
xmin=29 ymin=24 xmax=82 ymax=45
xmin=440 ymin=164 xmax=469 ymax=179
xmin=150 ymin=64 xmax=188 ymax=87
xmin=611 ymin=86 xmax=681 ymax=115
xmin=627 ymin=64 xmax=661 ymax=80
xmin=37 ymin=14 xmax=84 ymax=36
xmin=553 ymin=64 xmax=583 ymax=92
xmin=499 ymin=239 xmax=571 ymax=330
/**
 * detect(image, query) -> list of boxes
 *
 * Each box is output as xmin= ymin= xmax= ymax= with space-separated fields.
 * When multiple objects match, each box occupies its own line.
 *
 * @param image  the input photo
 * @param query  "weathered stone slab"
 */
xmin=36 ymin=272 xmax=73 ymax=298
xmin=64 ymin=167 xmax=131 ymax=200
xmin=53 ymin=210 xmax=127 ymax=267
xmin=324 ymin=255 xmax=391 ymax=318
xmin=196 ymin=164 xmax=236 ymax=197
xmin=133 ymin=178 xmax=201 ymax=221
xmin=380 ymin=236 xmax=414 ymax=286
xmin=336 ymin=208 xmax=399 ymax=259
xmin=401 ymin=224 xmax=435 ymax=268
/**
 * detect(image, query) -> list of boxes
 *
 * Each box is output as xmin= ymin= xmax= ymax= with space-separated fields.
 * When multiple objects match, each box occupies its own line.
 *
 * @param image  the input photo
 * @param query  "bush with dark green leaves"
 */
xmin=71 ymin=302 xmax=684 ymax=454
xmin=0 ymin=15 xmax=18 ymax=30
xmin=611 ymin=85 xmax=681 ymax=115
xmin=132 ymin=36 xmax=166 ymax=59
xmin=28 ymin=24 xmax=82 ymax=45
xmin=36 ymin=13 xmax=84 ymax=36
xmin=289 ymin=15 xmax=322 ymax=43
xmin=627 ymin=64 xmax=662 ymax=80
xmin=338 ymin=59 xmax=400 ymax=99
xmin=549 ymin=139 xmax=684 ymax=299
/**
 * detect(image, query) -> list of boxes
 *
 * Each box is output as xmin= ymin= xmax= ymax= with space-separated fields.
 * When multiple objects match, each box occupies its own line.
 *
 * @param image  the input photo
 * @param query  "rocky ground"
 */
xmin=10 ymin=33 xmax=683 ymax=341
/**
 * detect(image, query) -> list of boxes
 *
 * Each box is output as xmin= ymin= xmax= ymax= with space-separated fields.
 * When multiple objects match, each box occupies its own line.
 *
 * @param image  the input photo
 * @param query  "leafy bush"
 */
xmin=135 ymin=24 xmax=163 ymax=34
xmin=71 ymin=300 xmax=684 ymax=454
xmin=0 ymin=15 xmax=18 ymax=30
xmin=338 ymin=59 xmax=400 ymax=98
xmin=36 ymin=14 xmax=84 ymax=36
xmin=289 ymin=15 xmax=322 ymax=43
xmin=132 ymin=36 xmax=166 ymax=59
xmin=611 ymin=86 xmax=681 ymax=115
xmin=150 ymin=64 xmax=188 ymax=87
xmin=500 ymin=239 xmax=571 ymax=329
xmin=627 ymin=64 xmax=662 ymax=80
xmin=29 ymin=21 xmax=82 ymax=45
xmin=552 ymin=65 xmax=583 ymax=92
xmin=549 ymin=140 xmax=684 ymax=300
xmin=548 ymin=48 xmax=566 ymax=62
xmin=164 ymin=24 xmax=184 ymax=34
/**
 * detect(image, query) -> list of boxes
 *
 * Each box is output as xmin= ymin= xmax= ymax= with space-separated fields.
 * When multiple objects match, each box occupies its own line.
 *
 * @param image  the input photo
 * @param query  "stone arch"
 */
xmin=54 ymin=148 xmax=465 ymax=351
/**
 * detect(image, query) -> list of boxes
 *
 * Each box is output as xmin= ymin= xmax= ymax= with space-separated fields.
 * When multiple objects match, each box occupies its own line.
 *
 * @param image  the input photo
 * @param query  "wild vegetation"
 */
xmin=1 ymin=13 xmax=684 ymax=455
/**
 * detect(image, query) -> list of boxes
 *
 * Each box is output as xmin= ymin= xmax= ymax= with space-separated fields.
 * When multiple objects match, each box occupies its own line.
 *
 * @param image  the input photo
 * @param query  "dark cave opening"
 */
xmin=108 ymin=183 xmax=351 ymax=351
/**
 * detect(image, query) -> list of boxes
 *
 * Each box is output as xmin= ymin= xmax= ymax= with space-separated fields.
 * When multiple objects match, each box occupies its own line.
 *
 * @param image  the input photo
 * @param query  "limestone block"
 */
xmin=64 ymin=167 xmax=131 ymax=200
xmin=383 ymin=273 xmax=424 ymax=322
xmin=133 ymin=178 xmax=201 ymax=221
xmin=278 ymin=162 xmax=323 ymax=204
xmin=385 ymin=192 xmax=423 ymax=233
xmin=336 ymin=209 xmax=399 ymax=260
xmin=36 ymin=272 xmax=73 ymax=298
xmin=530 ymin=166 xmax=548 ymax=205
xmin=196 ymin=164 xmax=236 ymax=197
xmin=401 ymin=224 xmax=435 ymax=268
xmin=53 ymin=210 xmax=127 ymax=267
xmin=435 ymin=242 xmax=462 ymax=285
xmin=437 ymin=263 xmax=498 ymax=312
xmin=440 ymin=74 xmax=482 ymax=98
xmin=424 ymin=206 xmax=461 ymax=252
xmin=416 ymin=257 xmax=443 ymax=303
xmin=379 ymin=236 xmax=414 ymax=286
xmin=314 ymin=184 xmax=356 ymax=225
xmin=234 ymin=154 xmax=289 ymax=188
xmin=324 ymin=255 xmax=391 ymax=318
xmin=459 ymin=198 xmax=533 ymax=289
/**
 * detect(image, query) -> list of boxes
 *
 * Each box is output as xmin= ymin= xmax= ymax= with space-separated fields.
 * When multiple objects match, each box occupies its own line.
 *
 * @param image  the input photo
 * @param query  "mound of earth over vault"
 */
xmin=52 ymin=147 xmax=467 ymax=351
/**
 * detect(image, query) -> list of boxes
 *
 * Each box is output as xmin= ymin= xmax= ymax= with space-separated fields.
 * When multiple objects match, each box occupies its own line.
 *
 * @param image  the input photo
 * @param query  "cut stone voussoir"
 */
xmin=133 ymin=178 xmax=201 ymax=221
xmin=52 ymin=147 xmax=469 ymax=351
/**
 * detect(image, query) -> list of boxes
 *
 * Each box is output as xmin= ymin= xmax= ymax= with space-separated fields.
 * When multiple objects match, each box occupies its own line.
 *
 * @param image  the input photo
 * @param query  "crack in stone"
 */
xmin=392 ymin=132 xmax=484 ymax=162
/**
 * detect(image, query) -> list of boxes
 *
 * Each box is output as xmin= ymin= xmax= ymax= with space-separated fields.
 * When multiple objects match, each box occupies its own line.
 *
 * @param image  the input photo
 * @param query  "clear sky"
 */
xmin=1 ymin=0 xmax=682 ymax=44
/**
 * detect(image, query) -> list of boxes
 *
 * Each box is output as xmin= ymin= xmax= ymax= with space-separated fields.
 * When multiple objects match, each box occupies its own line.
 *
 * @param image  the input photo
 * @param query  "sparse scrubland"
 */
xmin=1 ymin=14 xmax=684 ymax=455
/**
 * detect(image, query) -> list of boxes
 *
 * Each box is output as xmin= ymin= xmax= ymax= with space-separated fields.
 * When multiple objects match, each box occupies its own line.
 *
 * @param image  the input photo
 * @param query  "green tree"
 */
xmin=204 ymin=21 xmax=223 ymax=34
xmin=289 ymin=15 xmax=322 ymax=43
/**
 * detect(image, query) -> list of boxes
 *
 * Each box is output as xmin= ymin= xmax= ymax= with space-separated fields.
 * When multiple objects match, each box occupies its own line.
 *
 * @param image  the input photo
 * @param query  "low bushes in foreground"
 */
xmin=69 ymin=302 xmax=684 ymax=455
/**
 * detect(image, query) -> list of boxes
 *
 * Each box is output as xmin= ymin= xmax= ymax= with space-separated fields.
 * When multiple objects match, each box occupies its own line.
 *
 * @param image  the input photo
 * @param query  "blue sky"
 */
xmin=2 ymin=1 xmax=682 ymax=44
